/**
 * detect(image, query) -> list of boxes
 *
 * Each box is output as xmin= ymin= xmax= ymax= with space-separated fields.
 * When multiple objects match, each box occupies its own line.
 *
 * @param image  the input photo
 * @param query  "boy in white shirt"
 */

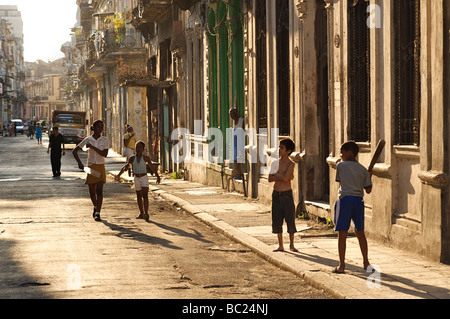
xmin=73 ymin=120 xmax=109 ymax=221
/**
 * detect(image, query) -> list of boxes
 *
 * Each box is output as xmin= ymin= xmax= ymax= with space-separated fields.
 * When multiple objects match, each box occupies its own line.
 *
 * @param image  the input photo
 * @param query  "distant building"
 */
xmin=23 ymin=59 xmax=66 ymax=121
xmin=0 ymin=5 xmax=25 ymax=121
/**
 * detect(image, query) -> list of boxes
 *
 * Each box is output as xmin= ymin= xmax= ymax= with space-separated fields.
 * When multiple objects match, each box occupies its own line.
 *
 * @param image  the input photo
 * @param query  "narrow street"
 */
xmin=0 ymin=134 xmax=331 ymax=300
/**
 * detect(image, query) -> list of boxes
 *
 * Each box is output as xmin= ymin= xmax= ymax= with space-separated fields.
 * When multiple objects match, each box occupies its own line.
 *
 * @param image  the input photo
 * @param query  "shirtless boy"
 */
xmin=268 ymin=138 xmax=298 ymax=252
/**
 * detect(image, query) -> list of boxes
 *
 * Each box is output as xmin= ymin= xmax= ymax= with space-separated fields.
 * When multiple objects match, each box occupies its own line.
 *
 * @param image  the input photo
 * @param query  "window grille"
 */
xmin=348 ymin=0 xmax=371 ymax=142
xmin=256 ymin=0 xmax=267 ymax=129
xmin=276 ymin=0 xmax=290 ymax=136
xmin=394 ymin=0 xmax=421 ymax=145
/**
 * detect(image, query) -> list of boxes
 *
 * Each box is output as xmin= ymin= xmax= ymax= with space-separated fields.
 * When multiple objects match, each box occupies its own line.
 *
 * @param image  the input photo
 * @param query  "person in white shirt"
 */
xmin=73 ymin=120 xmax=109 ymax=221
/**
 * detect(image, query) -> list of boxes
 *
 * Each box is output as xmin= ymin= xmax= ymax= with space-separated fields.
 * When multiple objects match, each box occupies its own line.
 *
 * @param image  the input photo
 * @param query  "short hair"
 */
xmin=135 ymin=141 xmax=145 ymax=149
xmin=229 ymin=108 xmax=238 ymax=116
xmin=91 ymin=120 xmax=103 ymax=131
xmin=53 ymin=127 xmax=59 ymax=131
xmin=280 ymin=138 xmax=295 ymax=154
xmin=341 ymin=141 xmax=359 ymax=157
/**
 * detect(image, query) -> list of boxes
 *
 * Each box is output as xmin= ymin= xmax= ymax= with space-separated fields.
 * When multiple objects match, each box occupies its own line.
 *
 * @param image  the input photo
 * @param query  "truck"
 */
xmin=51 ymin=111 xmax=87 ymax=144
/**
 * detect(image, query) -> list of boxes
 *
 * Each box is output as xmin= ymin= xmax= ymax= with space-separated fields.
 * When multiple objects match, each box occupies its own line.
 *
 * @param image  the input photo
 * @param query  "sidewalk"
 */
xmin=108 ymin=152 xmax=450 ymax=299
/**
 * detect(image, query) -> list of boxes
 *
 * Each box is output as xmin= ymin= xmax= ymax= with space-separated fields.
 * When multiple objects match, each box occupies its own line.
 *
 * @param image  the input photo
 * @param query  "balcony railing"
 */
xmin=75 ymin=34 xmax=85 ymax=48
xmin=133 ymin=0 xmax=172 ymax=25
xmin=98 ymin=27 xmax=144 ymax=54
xmin=116 ymin=56 xmax=156 ymax=86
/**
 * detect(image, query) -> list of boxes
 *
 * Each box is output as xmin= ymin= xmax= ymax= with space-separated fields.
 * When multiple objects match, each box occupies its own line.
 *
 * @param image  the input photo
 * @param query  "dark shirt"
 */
xmin=49 ymin=133 xmax=65 ymax=152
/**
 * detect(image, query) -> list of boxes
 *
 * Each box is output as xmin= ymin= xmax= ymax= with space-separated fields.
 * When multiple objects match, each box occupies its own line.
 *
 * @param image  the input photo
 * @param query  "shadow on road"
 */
xmin=148 ymin=219 xmax=213 ymax=245
xmin=0 ymin=238 xmax=51 ymax=298
xmin=101 ymin=219 xmax=183 ymax=251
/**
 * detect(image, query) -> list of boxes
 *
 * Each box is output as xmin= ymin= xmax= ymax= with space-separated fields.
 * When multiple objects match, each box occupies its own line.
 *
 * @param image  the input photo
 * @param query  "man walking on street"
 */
xmin=47 ymin=127 xmax=65 ymax=177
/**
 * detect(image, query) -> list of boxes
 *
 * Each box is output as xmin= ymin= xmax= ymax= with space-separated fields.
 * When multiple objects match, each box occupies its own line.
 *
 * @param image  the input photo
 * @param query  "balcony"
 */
xmin=90 ymin=27 xmax=146 ymax=70
xmin=85 ymin=34 xmax=97 ymax=69
xmin=116 ymin=56 xmax=159 ymax=87
xmin=98 ymin=27 xmax=145 ymax=55
xmin=173 ymin=0 xmax=200 ymax=10
xmin=75 ymin=33 xmax=85 ymax=49
xmin=131 ymin=0 xmax=172 ymax=29
xmin=78 ymin=64 xmax=85 ymax=80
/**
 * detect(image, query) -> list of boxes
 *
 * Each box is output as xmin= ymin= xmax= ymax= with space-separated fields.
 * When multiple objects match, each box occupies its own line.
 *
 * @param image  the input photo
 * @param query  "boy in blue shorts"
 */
xmin=334 ymin=141 xmax=372 ymax=274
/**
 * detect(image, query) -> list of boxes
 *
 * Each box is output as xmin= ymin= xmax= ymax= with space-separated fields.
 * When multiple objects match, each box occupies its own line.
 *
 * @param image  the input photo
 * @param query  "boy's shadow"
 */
xmin=147 ymin=219 xmax=213 ymax=245
xmin=101 ymin=220 xmax=182 ymax=250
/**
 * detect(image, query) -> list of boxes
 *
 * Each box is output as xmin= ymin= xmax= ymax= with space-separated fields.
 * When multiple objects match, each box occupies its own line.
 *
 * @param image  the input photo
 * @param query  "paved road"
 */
xmin=0 ymin=134 xmax=332 ymax=300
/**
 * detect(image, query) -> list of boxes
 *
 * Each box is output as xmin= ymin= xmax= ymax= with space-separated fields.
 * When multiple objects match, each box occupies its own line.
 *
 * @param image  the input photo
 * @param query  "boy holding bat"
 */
xmin=334 ymin=141 xmax=372 ymax=274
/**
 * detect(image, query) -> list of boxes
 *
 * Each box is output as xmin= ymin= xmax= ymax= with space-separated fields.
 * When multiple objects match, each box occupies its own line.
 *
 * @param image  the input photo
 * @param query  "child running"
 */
xmin=116 ymin=141 xmax=161 ymax=221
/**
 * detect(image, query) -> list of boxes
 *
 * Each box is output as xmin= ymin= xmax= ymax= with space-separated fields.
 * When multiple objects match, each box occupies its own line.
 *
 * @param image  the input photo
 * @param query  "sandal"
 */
xmin=333 ymin=267 xmax=346 ymax=274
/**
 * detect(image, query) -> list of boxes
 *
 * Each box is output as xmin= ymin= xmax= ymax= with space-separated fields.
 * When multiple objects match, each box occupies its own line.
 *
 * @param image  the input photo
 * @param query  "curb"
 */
xmin=110 ymin=170 xmax=367 ymax=299
xmin=147 ymin=183 xmax=350 ymax=299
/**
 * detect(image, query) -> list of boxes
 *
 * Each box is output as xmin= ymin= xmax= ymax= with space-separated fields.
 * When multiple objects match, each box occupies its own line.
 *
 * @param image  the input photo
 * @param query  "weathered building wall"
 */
xmin=322 ymin=0 xmax=449 ymax=262
xmin=111 ymin=0 xmax=450 ymax=263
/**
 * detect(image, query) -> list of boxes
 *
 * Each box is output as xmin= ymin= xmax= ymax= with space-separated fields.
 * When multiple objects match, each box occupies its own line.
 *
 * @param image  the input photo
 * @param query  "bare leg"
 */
xmin=136 ymin=190 xmax=144 ymax=217
xmin=142 ymin=187 xmax=149 ymax=214
xmin=355 ymin=230 xmax=370 ymax=269
xmin=337 ymin=231 xmax=348 ymax=273
xmin=273 ymin=233 xmax=284 ymax=252
xmin=289 ymin=233 xmax=298 ymax=252
xmin=95 ymin=182 xmax=104 ymax=213
xmin=88 ymin=184 xmax=98 ymax=209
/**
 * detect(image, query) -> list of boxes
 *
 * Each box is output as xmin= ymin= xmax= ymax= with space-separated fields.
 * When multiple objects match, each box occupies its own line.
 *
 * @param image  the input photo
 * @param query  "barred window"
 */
xmin=394 ymin=0 xmax=421 ymax=145
xmin=348 ymin=0 xmax=371 ymax=142
xmin=276 ymin=0 xmax=290 ymax=136
xmin=256 ymin=0 xmax=267 ymax=129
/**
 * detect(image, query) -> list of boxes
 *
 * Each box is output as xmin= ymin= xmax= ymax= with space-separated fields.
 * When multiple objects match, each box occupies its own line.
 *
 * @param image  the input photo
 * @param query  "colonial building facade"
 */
xmin=72 ymin=0 xmax=450 ymax=263
xmin=0 ymin=5 xmax=25 ymax=122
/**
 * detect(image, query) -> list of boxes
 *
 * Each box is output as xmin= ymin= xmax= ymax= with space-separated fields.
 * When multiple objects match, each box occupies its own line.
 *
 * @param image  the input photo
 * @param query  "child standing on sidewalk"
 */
xmin=268 ymin=138 xmax=298 ymax=253
xmin=116 ymin=141 xmax=160 ymax=221
xmin=334 ymin=141 xmax=372 ymax=274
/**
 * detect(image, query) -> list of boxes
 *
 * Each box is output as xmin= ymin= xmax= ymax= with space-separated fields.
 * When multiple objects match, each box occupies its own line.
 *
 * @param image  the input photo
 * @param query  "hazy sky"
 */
xmin=0 ymin=0 xmax=78 ymax=62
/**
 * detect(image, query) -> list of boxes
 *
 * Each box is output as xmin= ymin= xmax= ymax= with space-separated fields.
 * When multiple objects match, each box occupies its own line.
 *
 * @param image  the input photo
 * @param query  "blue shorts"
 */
xmin=334 ymin=196 xmax=365 ymax=231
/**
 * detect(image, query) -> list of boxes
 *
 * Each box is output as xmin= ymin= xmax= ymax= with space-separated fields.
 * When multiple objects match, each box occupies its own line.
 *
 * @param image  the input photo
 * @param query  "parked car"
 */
xmin=11 ymin=119 xmax=24 ymax=134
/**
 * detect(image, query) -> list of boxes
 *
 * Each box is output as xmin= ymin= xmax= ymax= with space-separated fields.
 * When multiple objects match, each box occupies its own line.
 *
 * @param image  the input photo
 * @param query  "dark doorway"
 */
xmin=316 ymin=0 xmax=330 ymax=201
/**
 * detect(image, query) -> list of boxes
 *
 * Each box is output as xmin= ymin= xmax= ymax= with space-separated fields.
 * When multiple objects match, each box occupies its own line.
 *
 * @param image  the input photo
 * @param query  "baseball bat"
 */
xmin=368 ymin=139 xmax=386 ymax=173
